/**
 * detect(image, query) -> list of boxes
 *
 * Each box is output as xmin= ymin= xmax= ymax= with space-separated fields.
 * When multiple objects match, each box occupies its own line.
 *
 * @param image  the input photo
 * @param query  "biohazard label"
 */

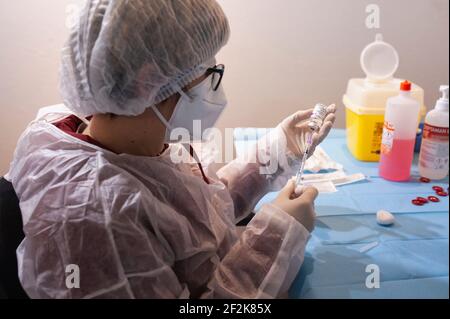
xmin=381 ymin=122 xmax=395 ymax=155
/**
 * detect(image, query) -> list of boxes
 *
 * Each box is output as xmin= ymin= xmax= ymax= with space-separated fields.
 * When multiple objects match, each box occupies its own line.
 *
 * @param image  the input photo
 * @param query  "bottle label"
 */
xmin=423 ymin=124 xmax=449 ymax=141
xmin=420 ymin=124 xmax=449 ymax=170
xmin=381 ymin=122 xmax=395 ymax=155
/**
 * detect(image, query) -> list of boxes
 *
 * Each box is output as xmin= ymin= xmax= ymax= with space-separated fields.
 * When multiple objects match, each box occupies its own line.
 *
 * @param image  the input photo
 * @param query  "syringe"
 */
xmin=295 ymin=103 xmax=329 ymax=189
xmin=295 ymin=133 xmax=313 ymax=187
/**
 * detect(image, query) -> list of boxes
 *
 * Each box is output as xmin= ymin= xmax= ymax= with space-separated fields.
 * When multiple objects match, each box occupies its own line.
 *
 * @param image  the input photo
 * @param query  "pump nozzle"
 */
xmin=436 ymin=85 xmax=449 ymax=111
xmin=440 ymin=85 xmax=449 ymax=100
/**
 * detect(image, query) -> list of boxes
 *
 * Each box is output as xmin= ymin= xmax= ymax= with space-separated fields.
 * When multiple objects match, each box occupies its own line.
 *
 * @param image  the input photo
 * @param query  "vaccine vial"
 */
xmin=308 ymin=103 xmax=328 ymax=132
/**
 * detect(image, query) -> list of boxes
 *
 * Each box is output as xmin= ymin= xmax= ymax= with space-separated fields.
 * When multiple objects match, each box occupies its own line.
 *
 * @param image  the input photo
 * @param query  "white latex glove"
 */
xmin=273 ymin=179 xmax=318 ymax=232
xmin=279 ymin=104 xmax=337 ymax=159
xmin=252 ymin=104 xmax=336 ymax=192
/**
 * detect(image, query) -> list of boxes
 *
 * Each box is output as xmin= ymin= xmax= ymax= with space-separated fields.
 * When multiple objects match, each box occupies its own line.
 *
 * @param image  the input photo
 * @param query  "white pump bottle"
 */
xmin=419 ymin=85 xmax=449 ymax=180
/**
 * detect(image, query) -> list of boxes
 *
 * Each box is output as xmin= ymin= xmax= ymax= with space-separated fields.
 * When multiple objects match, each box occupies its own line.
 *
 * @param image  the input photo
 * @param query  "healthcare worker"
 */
xmin=6 ymin=0 xmax=336 ymax=299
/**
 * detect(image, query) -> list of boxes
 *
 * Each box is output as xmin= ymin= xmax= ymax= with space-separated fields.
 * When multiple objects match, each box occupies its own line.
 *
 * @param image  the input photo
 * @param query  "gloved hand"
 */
xmin=279 ymin=104 xmax=337 ymax=159
xmin=273 ymin=180 xmax=318 ymax=232
xmin=223 ymin=104 xmax=336 ymax=200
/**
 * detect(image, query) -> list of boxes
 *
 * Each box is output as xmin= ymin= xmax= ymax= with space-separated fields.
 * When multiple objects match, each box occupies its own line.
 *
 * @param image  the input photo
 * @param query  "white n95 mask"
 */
xmin=151 ymin=74 xmax=227 ymax=143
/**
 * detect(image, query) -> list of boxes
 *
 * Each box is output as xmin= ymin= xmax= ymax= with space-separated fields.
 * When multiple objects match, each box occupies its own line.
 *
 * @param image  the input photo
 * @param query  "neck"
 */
xmin=84 ymin=109 xmax=167 ymax=157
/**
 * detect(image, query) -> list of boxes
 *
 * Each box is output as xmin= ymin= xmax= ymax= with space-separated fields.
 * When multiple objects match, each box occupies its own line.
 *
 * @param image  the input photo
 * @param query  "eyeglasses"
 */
xmin=207 ymin=64 xmax=225 ymax=91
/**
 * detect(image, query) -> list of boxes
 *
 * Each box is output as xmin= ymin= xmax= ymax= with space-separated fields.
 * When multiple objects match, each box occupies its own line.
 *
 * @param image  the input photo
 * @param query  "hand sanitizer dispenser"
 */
xmin=419 ymin=85 xmax=449 ymax=180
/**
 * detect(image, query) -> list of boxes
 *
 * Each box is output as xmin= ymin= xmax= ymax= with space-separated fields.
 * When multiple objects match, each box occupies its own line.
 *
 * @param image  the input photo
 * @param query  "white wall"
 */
xmin=1 ymin=0 xmax=449 ymax=175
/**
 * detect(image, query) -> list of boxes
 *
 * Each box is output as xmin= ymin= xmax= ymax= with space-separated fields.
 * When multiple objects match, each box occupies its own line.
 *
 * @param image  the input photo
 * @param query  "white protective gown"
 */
xmin=6 ymin=106 xmax=309 ymax=299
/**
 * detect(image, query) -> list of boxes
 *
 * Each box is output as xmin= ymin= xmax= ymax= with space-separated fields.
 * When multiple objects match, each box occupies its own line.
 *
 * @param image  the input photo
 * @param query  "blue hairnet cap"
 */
xmin=60 ymin=0 xmax=230 ymax=116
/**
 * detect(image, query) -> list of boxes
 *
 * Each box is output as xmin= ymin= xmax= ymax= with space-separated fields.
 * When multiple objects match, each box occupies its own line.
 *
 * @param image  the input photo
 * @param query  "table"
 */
xmin=234 ymin=129 xmax=449 ymax=299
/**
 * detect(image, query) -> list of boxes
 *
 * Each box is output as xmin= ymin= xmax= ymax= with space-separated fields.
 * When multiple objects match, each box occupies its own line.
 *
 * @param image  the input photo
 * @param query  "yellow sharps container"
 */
xmin=343 ymin=34 xmax=426 ymax=162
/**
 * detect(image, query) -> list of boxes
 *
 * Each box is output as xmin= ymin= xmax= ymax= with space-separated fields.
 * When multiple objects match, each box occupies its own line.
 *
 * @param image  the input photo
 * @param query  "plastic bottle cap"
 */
xmin=400 ymin=80 xmax=412 ymax=92
xmin=361 ymin=34 xmax=399 ymax=82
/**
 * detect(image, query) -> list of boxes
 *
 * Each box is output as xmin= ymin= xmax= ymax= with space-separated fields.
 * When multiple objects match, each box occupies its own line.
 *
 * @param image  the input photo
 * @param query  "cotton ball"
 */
xmin=376 ymin=210 xmax=395 ymax=226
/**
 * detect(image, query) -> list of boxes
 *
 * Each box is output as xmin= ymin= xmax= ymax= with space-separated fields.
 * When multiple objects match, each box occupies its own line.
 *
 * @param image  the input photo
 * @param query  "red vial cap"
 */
xmin=416 ymin=197 xmax=429 ymax=204
xmin=428 ymin=196 xmax=440 ymax=203
xmin=412 ymin=199 xmax=424 ymax=206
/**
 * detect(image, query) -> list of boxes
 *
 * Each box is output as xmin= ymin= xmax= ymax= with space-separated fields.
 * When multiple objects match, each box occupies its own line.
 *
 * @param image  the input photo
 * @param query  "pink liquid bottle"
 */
xmin=379 ymin=81 xmax=421 ymax=181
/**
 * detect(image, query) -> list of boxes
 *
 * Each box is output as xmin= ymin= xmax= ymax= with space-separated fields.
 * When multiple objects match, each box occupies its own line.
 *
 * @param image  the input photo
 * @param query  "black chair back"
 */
xmin=0 ymin=178 xmax=29 ymax=299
